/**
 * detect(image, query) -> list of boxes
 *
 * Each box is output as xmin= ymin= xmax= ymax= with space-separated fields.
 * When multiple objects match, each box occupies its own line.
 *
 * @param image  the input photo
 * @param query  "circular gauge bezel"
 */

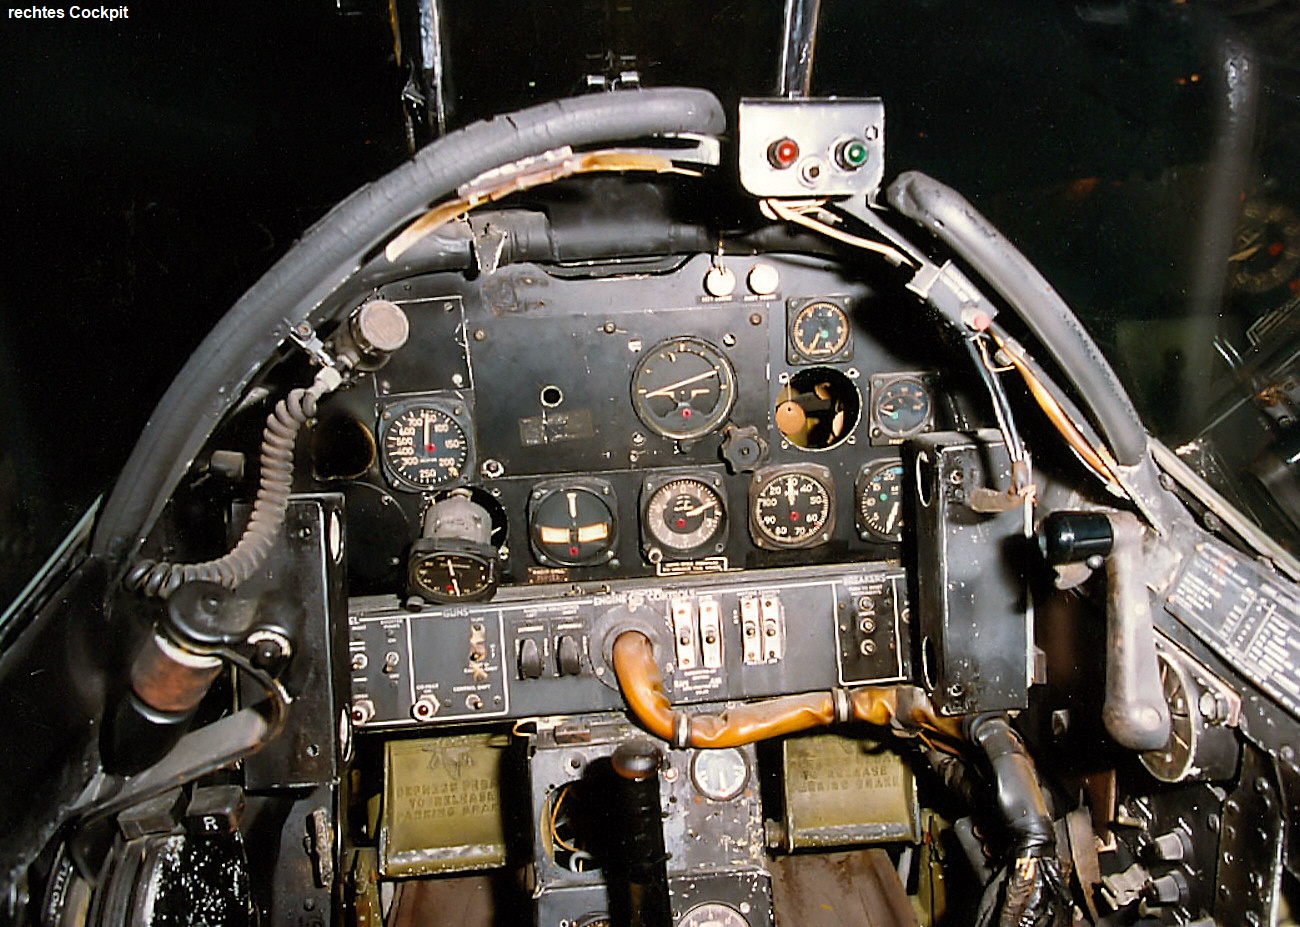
xmin=528 ymin=479 xmax=618 ymax=567
xmin=689 ymin=747 xmax=750 ymax=802
xmin=789 ymin=299 xmax=851 ymax=362
xmin=408 ymin=549 xmax=496 ymax=603
xmin=748 ymin=464 xmax=835 ymax=550
xmin=630 ymin=337 xmax=737 ymax=441
xmin=641 ymin=474 xmax=728 ymax=559
xmin=379 ymin=398 xmax=473 ymax=492
xmin=855 ymin=458 xmax=906 ymax=543
xmin=1230 ymin=199 xmax=1300 ymax=294
xmin=678 ymin=904 xmax=747 ymax=927
xmin=870 ymin=373 xmax=934 ymax=443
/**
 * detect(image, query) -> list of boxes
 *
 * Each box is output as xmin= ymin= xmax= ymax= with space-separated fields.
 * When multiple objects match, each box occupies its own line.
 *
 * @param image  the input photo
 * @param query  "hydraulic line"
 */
xmin=612 ymin=629 xmax=961 ymax=748
xmin=124 ymin=367 xmax=341 ymax=598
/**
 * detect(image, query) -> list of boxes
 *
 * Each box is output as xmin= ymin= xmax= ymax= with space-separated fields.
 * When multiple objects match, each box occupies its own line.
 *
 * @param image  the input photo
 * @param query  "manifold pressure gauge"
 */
xmin=630 ymin=337 xmax=737 ymax=441
xmin=379 ymin=396 xmax=473 ymax=492
xmin=749 ymin=464 xmax=835 ymax=550
xmin=640 ymin=472 xmax=727 ymax=560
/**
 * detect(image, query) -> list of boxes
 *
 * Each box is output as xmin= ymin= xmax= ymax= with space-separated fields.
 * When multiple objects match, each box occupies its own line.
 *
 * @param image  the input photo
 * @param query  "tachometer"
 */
xmin=379 ymin=398 xmax=472 ymax=492
xmin=631 ymin=337 xmax=737 ymax=441
xmin=749 ymin=464 xmax=835 ymax=550
xmin=641 ymin=473 xmax=727 ymax=560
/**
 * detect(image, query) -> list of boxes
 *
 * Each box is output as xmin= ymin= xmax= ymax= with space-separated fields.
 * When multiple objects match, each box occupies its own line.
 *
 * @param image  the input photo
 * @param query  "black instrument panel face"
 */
xmin=321 ymin=252 xmax=975 ymax=592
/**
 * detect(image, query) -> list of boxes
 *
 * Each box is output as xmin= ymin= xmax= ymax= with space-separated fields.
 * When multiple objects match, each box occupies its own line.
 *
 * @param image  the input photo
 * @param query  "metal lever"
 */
xmin=1103 ymin=513 xmax=1172 ymax=751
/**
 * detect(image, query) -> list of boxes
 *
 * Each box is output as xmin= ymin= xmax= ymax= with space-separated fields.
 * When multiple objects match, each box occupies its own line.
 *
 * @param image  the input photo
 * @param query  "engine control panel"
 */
xmin=348 ymin=562 xmax=910 ymax=728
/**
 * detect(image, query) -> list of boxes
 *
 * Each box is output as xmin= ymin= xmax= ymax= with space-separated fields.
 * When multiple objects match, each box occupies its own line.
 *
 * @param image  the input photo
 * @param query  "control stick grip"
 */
xmin=611 ymin=740 xmax=673 ymax=927
xmin=1103 ymin=513 xmax=1171 ymax=751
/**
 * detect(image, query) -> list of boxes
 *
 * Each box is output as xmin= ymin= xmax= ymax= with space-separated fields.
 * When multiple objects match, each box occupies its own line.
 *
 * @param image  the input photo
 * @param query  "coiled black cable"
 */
xmin=124 ymin=383 xmax=325 ymax=598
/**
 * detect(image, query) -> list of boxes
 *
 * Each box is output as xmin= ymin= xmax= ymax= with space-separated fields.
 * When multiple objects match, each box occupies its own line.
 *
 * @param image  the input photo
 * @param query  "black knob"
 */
xmin=557 ymin=635 xmax=583 ymax=676
xmin=518 ymin=638 xmax=543 ymax=680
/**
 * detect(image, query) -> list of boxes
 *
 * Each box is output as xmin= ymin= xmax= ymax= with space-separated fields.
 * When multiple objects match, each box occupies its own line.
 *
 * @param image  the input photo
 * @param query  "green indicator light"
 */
xmin=837 ymin=139 xmax=869 ymax=170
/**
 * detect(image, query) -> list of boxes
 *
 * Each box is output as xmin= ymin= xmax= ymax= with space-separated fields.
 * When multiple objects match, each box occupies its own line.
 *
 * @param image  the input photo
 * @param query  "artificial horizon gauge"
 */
xmin=630 ymin=337 xmax=737 ymax=441
xmin=528 ymin=479 xmax=618 ymax=567
xmin=379 ymin=398 xmax=472 ymax=491
xmin=869 ymin=373 xmax=934 ymax=444
xmin=856 ymin=458 xmax=906 ymax=543
xmin=788 ymin=298 xmax=851 ymax=362
xmin=641 ymin=473 xmax=727 ymax=558
xmin=1229 ymin=199 xmax=1300 ymax=294
xmin=749 ymin=464 xmax=835 ymax=550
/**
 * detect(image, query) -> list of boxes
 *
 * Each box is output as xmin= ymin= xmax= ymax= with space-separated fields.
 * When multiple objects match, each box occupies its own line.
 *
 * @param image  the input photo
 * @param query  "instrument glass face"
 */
xmin=750 ymin=465 xmax=834 ymax=549
xmin=856 ymin=458 xmax=906 ymax=543
xmin=380 ymin=402 xmax=471 ymax=491
xmin=630 ymin=337 xmax=737 ymax=441
xmin=642 ymin=476 xmax=727 ymax=556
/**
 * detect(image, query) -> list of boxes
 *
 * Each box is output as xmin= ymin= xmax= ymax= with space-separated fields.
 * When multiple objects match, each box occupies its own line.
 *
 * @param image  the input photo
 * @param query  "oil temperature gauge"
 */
xmin=641 ymin=473 xmax=727 ymax=560
xmin=749 ymin=464 xmax=835 ymax=550
xmin=856 ymin=458 xmax=905 ymax=543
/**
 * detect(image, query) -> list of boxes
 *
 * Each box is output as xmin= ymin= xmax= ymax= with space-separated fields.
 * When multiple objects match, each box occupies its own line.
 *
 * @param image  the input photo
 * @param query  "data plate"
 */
xmin=1165 ymin=541 xmax=1300 ymax=718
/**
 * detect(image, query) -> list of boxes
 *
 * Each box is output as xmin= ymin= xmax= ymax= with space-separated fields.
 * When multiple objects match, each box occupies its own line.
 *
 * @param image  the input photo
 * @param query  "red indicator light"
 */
xmin=767 ymin=137 xmax=800 ymax=169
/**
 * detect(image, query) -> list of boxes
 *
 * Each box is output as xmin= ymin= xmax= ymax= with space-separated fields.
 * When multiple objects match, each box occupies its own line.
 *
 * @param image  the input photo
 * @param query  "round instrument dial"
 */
xmin=1230 ymin=199 xmax=1300 ymax=294
xmin=529 ymin=482 xmax=617 ymax=567
xmin=750 ymin=465 xmax=834 ymax=550
xmin=790 ymin=300 xmax=850 ymax=361
xmin=408 ymin=550 xmax=496 ymax=603
xmin=690 ymin=747 xmax=750 ymax=801
xmin=631 ymin=338 xmax=737 ymax=441
xmin=642 ymin=477 xmax=726 ymax=557
xmin=871 ymin=375 xmax=933 ymax=441
xmin=380 ymin=402 xmax=470 ymax=491
xmin=856 ymin=459 xmax=906 ymax=543
xmin=679 ymin=905 xmax=747 ymax=927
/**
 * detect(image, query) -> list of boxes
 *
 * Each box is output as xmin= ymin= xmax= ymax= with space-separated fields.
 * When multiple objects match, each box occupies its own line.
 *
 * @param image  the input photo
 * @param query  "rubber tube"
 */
xmin=93 ymin=88 xmax=726 ymax=564
xmin=887 ymin=171 xmax=1148 ymax=466
xmin=612 ymin=630 xmax=962 ymax=747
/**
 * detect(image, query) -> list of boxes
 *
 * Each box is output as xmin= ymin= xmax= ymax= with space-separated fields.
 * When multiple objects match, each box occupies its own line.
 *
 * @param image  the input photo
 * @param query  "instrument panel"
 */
xmin=317 ymin=251 xmax=971 ymax=598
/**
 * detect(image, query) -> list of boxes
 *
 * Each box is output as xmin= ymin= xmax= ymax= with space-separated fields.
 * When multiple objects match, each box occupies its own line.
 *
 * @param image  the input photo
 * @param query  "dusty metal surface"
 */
xmin=770 ymin=848 xmax=918 ymax=927
xmin=381 ymin=733 xmax=509 ymax=877
xmin=780 ymin=734 xmax=920 ymax=850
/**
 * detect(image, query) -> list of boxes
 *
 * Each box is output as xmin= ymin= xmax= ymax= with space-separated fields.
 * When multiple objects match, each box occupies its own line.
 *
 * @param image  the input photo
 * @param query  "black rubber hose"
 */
xmin=92 ymin=88 xmax=726 ymax=564
xmin=967 ymin=715 xmax=1054 ymax=856
xmin=887 ymin=171 xmax=1148 ymax=466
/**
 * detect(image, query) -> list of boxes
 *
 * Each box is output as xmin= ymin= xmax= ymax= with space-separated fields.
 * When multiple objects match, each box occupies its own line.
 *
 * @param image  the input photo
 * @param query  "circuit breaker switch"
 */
xmin=699 ymin=599 xmax=723 ymax=669
xmin=670 ymin=598 xmax=698 ymax=670
xmin=740 ymin=597 xmax=763 ymax=664
xmin=760 ymin=597 xmax=785 ymax=661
